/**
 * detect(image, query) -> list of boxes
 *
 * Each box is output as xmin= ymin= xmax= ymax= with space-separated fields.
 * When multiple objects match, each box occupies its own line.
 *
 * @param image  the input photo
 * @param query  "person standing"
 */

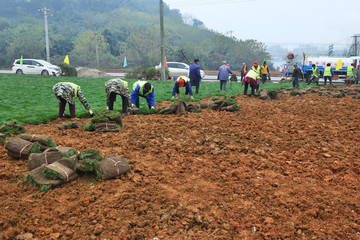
xmin=240 ymin=63 xmax=248 ymax=82
xmin=217 ymin=61 xmax=233 ymax=91
xmin=171 ymin=76 xmax=194 ymax=100
xmin=307 ymin=64 xmax=320 ymax=85
xmin=346 ymin=63 xmax=355 ymax=86
xmin=251 ymin=61 xmax=261 ymax=92
xmin=105 ymin=78 xmax=131 ymax=114
xmin=323 ymin=63 xmax=333 ymax=86
xmin=260 ymin=61 xmax=271 ymax=84
xmin=292 ymin=64 xmax=302 ymax=89
xmin=242 ymin=69 xmax=259 ymax=96
xmin=355 ymin=65 xmax=360 ymax=84
xmin=131 ymin=81 xmax=155 ymax=109
xmin=189 ymin=58 xmax=202 ymax=94
xmin=52 ymin=82 xmax=93 ymax=118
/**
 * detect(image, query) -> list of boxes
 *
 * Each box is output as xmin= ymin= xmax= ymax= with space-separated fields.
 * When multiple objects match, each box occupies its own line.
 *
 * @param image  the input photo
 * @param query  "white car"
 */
xmin=156 ymin=62 xmax=205 ymax=79
xmin=12 ymin=59 xmax=61 ymax=76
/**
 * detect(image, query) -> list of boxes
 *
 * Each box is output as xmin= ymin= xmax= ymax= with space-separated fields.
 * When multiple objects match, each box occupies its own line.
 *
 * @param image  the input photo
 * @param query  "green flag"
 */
xmin=20 ymin=55 xmax=23 ymax=65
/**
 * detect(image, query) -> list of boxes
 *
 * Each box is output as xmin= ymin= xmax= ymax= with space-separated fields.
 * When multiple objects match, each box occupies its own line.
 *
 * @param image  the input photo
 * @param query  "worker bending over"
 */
xmin=105 ymin=78 xmax=131 ymax=114
xmin=52 ymin=82 xmax=93 ymax=118
xmin=243 ymin=69 xmax=259 ymax=97
xmin=307 ymin=64 xmax=320 ymax=85
xmin=131 ymin=81 xmax=155 ymax=109
xmin=171 ymin=76 xmax=194 ymax=100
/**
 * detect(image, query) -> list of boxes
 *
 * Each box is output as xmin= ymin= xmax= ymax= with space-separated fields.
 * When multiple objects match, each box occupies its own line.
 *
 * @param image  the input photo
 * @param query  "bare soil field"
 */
xmin=1 ymin=89 xmax=360 ymax=239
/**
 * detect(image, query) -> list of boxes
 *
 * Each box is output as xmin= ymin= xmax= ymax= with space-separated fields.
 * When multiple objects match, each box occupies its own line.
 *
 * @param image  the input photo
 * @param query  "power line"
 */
xmin=166 ymin=0 xmax=255 ymax=6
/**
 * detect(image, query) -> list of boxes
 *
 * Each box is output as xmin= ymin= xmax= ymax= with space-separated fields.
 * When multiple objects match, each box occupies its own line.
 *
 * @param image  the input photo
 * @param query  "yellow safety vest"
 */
xmin=261 ymin=65 xmax=268 ymax=74
xmin=58 ymin=82 xmax=79 ymax=97
xmin=177 ymin=76 xmax=190 ymax=83
xmin=251 ymin=66 xmax=260 ymax=78
xmin=312 ymin=67 xmax=319 ymax=77
xmin=323 ymin=67 xmax=332 ymax=77
xmin=133 ymin=81 xmax=153 ymax=96
xmin=246 ymin=70 xmax=258 ymax=79
xmin=347 ymin=66 xmax=354 ymax=76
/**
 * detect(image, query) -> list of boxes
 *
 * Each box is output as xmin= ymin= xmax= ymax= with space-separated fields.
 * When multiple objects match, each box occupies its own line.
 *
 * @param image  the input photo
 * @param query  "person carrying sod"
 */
xmin=52 ymin=82 xmax=93 ymax=118
xmin=105 ymin=78 xmax=131 ymax=114
xmin=131 ymin=81 xmax=155 ymax=109
xmin=242 ymin=68 xmax=259 ymax=97
xmin=171 ymin=76 xmax=194 ymax=100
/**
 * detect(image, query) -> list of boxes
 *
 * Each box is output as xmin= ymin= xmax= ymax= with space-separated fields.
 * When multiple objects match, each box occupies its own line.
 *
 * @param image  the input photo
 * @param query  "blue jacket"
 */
xmin=189 ymin=63 xmax=202 ymax=87
xmin=172 ymin=81 xmax=193 ymax=96
xmin=131 ymin=84 xmax=155 ymax=107
xmin=217 ymin=65 xmax=233 ymax=81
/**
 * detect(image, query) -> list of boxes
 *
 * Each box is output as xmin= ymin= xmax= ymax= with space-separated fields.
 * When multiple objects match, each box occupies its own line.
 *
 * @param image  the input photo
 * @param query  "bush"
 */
xmin=125 ymin=67 xmax=144 ymax=79
xmin=144 ymin=67 xmax=160 ymax=80
xmin=58 ymin=63 xmax=77 ymax=77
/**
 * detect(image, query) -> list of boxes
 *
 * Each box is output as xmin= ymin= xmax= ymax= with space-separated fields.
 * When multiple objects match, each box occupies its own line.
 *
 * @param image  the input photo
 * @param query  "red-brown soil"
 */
xmin=1 ymin=90 xmax=360 ymax=239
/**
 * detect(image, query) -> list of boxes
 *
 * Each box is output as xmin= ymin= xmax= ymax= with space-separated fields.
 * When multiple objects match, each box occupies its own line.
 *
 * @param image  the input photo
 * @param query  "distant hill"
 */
xmin=0 ymin=0 xmax=270 ymax=70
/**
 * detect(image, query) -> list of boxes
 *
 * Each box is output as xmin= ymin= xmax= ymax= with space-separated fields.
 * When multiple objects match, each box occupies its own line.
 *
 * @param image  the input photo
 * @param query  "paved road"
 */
xmin=1 ymin=70 xmax=346 ymax=84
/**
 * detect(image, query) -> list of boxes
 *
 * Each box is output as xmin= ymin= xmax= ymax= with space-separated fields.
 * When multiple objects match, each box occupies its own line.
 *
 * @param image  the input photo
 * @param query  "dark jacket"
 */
xmin=293 ymin=67 xmax=302 ymax=79
xmin=189 ymin=63 xmax=202 ymax=87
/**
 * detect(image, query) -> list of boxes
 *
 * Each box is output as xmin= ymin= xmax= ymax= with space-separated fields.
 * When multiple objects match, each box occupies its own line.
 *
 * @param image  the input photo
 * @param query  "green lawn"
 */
xmin=0 ymin=73 xmax=311 ymax=125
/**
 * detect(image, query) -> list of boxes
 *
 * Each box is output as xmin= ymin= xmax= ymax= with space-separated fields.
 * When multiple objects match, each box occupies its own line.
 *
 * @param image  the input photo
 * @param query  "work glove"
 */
xmin=190 ymin=96 xmax=194 ymax=100
xmin=151 ymin=106 xmax=155 ymax=110
xmin=171 ymin=96 xmax=175 ymax=100
xmin=131 ymin=103 xmax=136 ymax=108
xmin=88 ymin=109 xmax=94 ymax=117
xmin=106 ymin=106 xmax=109 ymax=110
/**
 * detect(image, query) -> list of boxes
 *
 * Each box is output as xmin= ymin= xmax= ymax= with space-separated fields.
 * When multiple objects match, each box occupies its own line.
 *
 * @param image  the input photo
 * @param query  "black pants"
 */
xmin=324 ymin=76 xmax=332 ymax=85
xmin=108 ymin=92 xmax=128 ymax=113
xmin=261 ymin=74 xmax=267 ymax=84
xmin=192 ymin=85 xmax=200 ymax=94
xmin=220 ymin=80 xmax=227 ymax=91
xmin=244 ymin=82 xmax=255 ymax=96
xmin=58 ymin=97 xmax=75 ymax=118
xmin=240 ymin=74 xmax=245 ymax=82
xmin=293 ymin=77 xmax=299 ymax=88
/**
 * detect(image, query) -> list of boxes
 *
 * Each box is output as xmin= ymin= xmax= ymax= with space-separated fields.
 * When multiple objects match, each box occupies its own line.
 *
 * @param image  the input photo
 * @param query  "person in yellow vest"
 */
xmin=251 ymin=61 xmax=261 ymax=92
xmin=307 ymin=64 xmax=320 ymax=85
xmin=52 ymin=82 xmax=93 ymax=118
xmin=171 ymin=76 xmax=194 ymax=100
xmin=105 ymin=78 xmax=131 ymax=114
xmin=261 ymin=61 xmax=271 ymax=84
xmin=131 ymin=81 xmax=155 ymax=109
xmin=346 ymin=63 xmax=355 ymax=86
xmin=242 ymin=69 xmax=259 ymax=96
xmin=323 ymin=63 xmax=333 ymax=86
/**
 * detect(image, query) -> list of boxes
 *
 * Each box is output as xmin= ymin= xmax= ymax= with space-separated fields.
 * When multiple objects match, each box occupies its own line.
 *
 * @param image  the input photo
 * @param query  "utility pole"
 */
xmin=160 ymin=0 xmax=165 ymax=81
xmin=352 ymin=34 xmax=360 ymax=56
xmin=38 ymin=7 xmax=50 ymax=62
xmin=94 ymin=29 xmax=100 ymax=69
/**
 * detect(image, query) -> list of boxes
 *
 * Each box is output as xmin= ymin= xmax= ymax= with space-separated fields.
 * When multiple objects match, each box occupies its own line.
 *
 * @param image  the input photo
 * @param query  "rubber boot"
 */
xmin=58 ymin=98 xmax=66 ymax=118
xmin=69 ymin=103 xmax=76 ymax=118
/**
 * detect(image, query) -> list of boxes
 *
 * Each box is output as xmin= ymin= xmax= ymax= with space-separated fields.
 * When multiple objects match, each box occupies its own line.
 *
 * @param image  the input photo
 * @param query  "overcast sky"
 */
xmin=164 ymin=0 xmax=360 ymax=49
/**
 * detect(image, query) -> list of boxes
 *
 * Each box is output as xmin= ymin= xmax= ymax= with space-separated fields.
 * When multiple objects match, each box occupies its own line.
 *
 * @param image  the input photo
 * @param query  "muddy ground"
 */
xmin=1 ymin=88 xmax=360 ymax=239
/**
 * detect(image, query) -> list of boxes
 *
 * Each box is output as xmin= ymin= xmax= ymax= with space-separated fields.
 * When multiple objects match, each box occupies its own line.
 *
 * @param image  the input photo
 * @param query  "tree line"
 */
xmin=0 ymin=0 xmax=271 ymax=70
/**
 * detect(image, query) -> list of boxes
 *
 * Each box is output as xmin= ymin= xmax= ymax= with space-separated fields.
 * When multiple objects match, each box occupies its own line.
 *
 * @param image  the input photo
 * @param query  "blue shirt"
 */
xmin=217 ymin=65 xmax=233 ymax=81
xmin=131 ymin=84 xmax=155 ymax=107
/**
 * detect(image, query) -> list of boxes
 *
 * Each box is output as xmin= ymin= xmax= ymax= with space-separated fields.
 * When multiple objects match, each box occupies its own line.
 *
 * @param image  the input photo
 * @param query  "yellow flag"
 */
xmin=335 ymin=59 xmax=342 ymax=71
xmin=64 ymin=55 xmax=70 ymax=65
